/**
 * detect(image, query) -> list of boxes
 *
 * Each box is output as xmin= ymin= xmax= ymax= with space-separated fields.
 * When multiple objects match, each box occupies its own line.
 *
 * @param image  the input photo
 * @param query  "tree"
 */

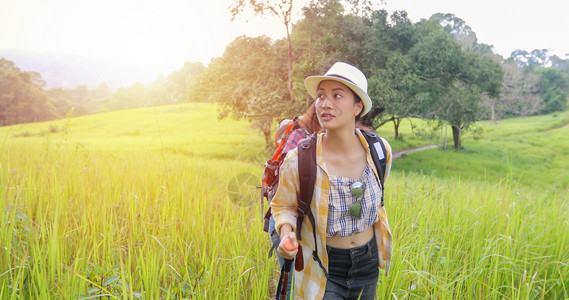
xmin=190 ymin=36 xmax=297 ymax=147
xmin=430 ymin=13 xmax=496 ymax=57
xmin=0 ymin=58 xmax=56 ymax=126
xmin=364 ymin=10 xmax=419 ymax=132
xmin=536 ymin=68 xmax=569 ymax=113
xmin=230 ymin=0 xmax=299 ymax=103
xmin=369 ymin=52 xmax=421 ymax=138
xmin=408 ymin=24 xmax=503 ymax=149
xmin=291 ymin=0 xmax=391 ymax=110
xmin=166 ymin=61 xmax=204 ymax=102
xmin=486 ymin=61 xmax=543 ymax=120
xmin=446 ymin=54 xmax=502 ymax=149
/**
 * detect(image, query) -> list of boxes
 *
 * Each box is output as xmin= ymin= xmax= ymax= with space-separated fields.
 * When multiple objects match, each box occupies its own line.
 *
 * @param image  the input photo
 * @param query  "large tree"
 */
xmin=230 ymin=0 xmax=299 ymax=102
xmin=190 ymin=36 xmax=296 ymax=147
xmin=369 ymin=52 xmax=421 ymax=137
xmin=430 ymin=13 xmax=495 ymax=57
xmin=291 ymin=0 xmax=390 ymax=109
xmin=408 ymin=24 xmax=503 ymax=149
xmin=365 ymin=10 xmax=420 ymax=134
xmin=486 ymin=61 xmax=543 ymax=120
xmin=537 ymin=67 xmax=569 ymax=113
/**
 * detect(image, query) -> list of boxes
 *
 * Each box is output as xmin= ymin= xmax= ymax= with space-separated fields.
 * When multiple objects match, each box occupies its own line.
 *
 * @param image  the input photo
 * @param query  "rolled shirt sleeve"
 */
xmin=270 ymin=148 xmax=301 ymax=235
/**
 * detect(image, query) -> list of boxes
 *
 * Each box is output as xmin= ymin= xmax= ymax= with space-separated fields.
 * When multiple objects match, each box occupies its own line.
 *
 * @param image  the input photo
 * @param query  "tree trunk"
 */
xmin=285 ymin=21 xmax=293 ymax=103
xmin=440 ymin=121 xmax=448 ymax=151
xmin=264 ymin=129 xmax=271 ymax=149
xmin=452 ymin=125 xmax=461 ymax=150
xmin=393 ymin=118 xmax=400 ymax=139
xmin=444 ymin=122 xmax=448 ymax=151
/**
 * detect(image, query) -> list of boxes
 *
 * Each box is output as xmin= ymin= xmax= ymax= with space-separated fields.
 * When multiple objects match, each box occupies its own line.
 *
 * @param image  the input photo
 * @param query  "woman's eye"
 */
xmin=334 ymin=94 xmax=342 ymax=99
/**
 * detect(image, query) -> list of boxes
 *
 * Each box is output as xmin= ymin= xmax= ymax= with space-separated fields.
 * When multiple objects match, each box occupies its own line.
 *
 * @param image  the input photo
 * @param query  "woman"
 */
xmin=271 ymin=62 xmax=393 ymax=299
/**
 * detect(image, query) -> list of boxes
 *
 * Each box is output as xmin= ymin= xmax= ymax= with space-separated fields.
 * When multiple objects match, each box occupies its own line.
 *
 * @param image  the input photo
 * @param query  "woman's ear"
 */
xmin=354 ymin=102 xmax=363 ymax=117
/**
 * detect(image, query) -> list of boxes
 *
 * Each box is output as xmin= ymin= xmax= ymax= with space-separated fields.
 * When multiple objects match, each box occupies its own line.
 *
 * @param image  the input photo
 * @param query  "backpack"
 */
xmin=262 ymin=126 xmax=388 ymax=271
xmin=262 ymin=117 xmax=302 ymax=235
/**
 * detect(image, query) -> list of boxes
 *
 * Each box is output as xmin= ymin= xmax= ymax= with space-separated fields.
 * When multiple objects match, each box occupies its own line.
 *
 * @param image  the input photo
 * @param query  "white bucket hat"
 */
xmin=304 ymin=62 xmax=372 ymax=117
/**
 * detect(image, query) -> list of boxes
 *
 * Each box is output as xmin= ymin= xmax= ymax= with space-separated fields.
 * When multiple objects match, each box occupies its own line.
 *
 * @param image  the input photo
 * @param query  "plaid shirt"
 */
xmin=271 ymin=130 xmax=393 ymax=300
xmin=282 ymin=128 xmax=309 ymax=155
xmin=327 ymin=164 xmax=381 ymax=237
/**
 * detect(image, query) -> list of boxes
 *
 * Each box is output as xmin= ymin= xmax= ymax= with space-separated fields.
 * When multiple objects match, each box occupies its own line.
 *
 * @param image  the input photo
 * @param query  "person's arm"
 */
xmin=270 ymin=149 xmax=301 ymax=259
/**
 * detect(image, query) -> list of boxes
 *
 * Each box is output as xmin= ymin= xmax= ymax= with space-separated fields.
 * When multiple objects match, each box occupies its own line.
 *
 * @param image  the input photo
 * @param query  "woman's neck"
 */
xmin=322 ymin=125 xmax=359 ymax=154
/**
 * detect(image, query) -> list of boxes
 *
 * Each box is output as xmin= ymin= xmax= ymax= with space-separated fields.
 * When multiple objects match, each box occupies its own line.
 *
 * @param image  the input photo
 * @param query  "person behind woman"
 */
xmin=271 ymin=62 xmax=393 ymax=299
xmin=268 ymin=102 xmax=321 ymax=299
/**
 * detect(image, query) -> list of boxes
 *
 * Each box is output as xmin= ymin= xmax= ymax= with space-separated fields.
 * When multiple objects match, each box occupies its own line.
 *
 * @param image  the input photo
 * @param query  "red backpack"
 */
xmin=262 ymin=117 xmax=301 ymax=233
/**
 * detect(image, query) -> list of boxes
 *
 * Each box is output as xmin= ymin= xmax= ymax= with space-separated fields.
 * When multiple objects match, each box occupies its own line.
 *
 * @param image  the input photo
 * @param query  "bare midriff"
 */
xmin=326 ymin=226 xmax=374 ymax=249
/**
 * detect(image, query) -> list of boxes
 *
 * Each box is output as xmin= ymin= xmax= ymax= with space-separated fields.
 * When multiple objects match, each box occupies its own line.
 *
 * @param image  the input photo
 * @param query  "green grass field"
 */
xmin=1 ymin=103 xmax=568 ymax=299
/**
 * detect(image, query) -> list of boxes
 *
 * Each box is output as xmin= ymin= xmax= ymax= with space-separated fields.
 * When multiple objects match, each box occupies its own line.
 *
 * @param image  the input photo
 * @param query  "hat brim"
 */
xmin=304 ymin=75 xmax=372 ymax=117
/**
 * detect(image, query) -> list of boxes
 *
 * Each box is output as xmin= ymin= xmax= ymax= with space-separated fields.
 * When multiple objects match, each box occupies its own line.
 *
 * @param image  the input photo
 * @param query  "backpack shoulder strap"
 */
xmin=296 ymin=134 xmax=317 ymax=242
xmin=361 ymin=130 xmax=387 ymax=206
xmin=296 ymin=133 xmax=327 ymax=276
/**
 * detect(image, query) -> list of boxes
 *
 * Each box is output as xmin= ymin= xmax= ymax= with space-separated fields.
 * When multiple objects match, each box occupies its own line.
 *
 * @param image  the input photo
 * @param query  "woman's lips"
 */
xmin=321 ymin=112 xmax=334 ymax=121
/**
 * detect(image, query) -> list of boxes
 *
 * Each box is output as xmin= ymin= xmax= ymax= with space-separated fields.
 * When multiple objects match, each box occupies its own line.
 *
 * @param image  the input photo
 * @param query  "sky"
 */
xmin=1 ymin=0 xmax=568 ymax=72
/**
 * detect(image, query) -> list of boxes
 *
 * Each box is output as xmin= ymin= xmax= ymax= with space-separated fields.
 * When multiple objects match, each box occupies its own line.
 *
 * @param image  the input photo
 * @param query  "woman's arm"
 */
xmin=270 ymin=149 xmax=301 ymax=259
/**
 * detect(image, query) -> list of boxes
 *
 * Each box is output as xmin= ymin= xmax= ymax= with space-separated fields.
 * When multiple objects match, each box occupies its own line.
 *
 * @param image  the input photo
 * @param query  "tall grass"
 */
xmin=384 ymin=173 xmax=569 ymax=298
xmin=1 ymin=103 xmax=568 ymax=298
xmin=1 ymin=138 xmax=272 ymax=299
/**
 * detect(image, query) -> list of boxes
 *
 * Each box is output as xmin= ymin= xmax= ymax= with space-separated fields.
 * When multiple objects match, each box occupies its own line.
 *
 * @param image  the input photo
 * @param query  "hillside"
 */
xmin=2 ymin=102 xmax=568 ymax=191
xmin=390 ymin=110 xmax=569 ymax=190
xmin=0 ymin=103 xmax=264 ymax=161
xmin=1 ymin=102 xmax=568 ymax=298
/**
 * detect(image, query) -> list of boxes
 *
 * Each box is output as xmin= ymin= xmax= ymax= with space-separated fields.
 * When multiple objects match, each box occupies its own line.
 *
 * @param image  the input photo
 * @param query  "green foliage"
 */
xmin=46 ymin=83 xmax=111 ymax=117
xmin=169 ymin=61 xmax=205 ymax=103
xmin=0 ymin=58 xmax=57 ymax=126
xmin=93 ymin=62 xmax=204 ymax=113
xmin=293 ymin=8 xmax=504 ymax=149
xmin=537 ymin=68 xmax=569 ymax=113
xmin=369 ymin=52 xmax=421 ymax=133
xmin=1 ymin=58 xmax=205 ymax=127
xmin=403 ymin=23 xmax=504 ymax=148
xmin=191 ymin=36 xmax=303 ymax=146
xmin=395 ymin=110 xmax=569 ymax=189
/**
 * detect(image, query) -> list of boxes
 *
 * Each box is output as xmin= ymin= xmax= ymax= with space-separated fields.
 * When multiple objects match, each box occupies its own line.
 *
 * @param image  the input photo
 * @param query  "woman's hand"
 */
xmin=277 ymin=224 xmax=298 ymax=260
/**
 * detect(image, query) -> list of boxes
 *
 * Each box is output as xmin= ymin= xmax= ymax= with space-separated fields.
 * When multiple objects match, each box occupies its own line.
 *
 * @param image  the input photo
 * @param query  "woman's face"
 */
xmin=315 ymin=80 xmax=363 ymax=130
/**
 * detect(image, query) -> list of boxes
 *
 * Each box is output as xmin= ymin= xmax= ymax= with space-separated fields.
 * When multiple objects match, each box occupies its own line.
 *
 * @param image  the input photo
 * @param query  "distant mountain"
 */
xmin=0 ymin=49 xmax=180 ymax=90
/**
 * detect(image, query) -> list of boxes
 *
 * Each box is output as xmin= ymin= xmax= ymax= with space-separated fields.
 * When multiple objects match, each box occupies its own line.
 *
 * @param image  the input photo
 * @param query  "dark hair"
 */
xmin=353 ymin=92 xmax=362 ymax=119
xmin=351 ymin=89 xmax=373 ymax=132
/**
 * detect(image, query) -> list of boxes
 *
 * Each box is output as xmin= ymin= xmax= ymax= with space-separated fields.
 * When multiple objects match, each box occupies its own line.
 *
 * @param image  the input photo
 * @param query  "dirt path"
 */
xmin=393 ymin=144 xmax=438 ymax=160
